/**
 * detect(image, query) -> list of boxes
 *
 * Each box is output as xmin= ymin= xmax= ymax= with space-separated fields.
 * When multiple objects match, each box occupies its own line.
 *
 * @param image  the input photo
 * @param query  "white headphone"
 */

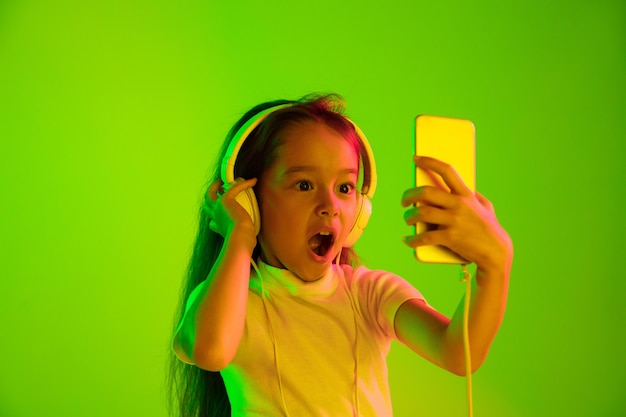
xmin=220 ymin=103 xmax=377 ymax=247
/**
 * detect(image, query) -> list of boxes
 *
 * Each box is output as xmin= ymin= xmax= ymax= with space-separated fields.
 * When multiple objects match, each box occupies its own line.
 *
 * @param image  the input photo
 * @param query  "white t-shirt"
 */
xmin=220 ymin=261 xmax=425 ymax=417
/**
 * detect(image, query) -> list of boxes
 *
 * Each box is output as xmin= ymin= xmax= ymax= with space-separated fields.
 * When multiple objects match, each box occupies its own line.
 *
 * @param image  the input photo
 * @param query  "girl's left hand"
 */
xmin=401 ymin=156 xmax=512 ymax=273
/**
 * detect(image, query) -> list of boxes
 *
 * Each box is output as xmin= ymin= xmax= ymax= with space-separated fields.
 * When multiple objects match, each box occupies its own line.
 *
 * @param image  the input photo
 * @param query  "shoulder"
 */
xmin=338 ymin=263 xmax=425 ymax=306
xmin=338 ymin=264 xmax=426 ymax=339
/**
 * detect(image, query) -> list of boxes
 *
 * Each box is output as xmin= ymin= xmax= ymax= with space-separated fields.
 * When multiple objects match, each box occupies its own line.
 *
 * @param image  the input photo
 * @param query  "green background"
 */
xmin=1 ymin=1 xmax=624 ymax=416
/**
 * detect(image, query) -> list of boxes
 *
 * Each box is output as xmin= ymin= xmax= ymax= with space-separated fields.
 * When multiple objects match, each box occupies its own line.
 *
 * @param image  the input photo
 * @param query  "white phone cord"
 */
xmin=251 ymin=259 xmax=290 ymax=416
xmin=461 ymin=264 xmax=474 ymax=417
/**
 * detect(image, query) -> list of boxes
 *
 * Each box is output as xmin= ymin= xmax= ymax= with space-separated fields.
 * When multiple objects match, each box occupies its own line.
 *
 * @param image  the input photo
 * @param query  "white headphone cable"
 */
xmin=251 ymin=259 xmax=290 ymax=417
xmin=251 ymin=253 xmax=361 ymax=417
xmin=336 ymin=250 xmax=360 ymax=417
xmin=460 ymin=264 xmax=473 ymax=417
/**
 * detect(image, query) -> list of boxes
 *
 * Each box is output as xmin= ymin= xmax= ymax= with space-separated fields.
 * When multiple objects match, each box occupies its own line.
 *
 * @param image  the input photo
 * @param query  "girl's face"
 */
xmin=257 ymin=121 xmax=360 ymax=282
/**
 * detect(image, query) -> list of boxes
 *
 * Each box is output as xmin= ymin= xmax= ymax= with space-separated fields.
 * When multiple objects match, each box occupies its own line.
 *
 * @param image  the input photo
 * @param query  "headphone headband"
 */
xmin=221 ymin=103 xmax=377 ymax=199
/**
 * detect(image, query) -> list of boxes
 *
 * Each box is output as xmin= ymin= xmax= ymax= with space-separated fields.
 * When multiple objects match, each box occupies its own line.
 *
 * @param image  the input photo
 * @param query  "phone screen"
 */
xmin=414 ymin=115 xmax=476 ymax=264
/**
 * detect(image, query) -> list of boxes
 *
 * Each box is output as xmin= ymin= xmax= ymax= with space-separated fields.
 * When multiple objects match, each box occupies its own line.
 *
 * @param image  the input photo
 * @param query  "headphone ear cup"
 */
xmin=344 ymin=194 xmax=371 ymax=247
xmin=234 ymin=188 xmax=261 ymax=236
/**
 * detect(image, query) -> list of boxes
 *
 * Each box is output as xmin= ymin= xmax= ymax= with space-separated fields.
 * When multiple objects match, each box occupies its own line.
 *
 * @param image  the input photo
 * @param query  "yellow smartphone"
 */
xmin=414 ymin=115 xmax=476 ymax=264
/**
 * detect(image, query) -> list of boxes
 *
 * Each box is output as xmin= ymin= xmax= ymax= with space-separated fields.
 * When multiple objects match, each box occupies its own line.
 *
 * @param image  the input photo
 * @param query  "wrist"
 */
xmin=475 ymin=238 xmax=513 ymax=284
xmin=226 ymin=224 xmax=257 ymax=254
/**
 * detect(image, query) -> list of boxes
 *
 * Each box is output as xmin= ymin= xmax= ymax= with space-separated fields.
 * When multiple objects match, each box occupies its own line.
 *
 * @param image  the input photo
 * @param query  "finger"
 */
xmin=402 ymin=229 xmax=450 ymax=249
xmin=414 ymin=156 xmax=472 ymax=197
xmin=400 ymin=187 xmax=421 ymax=207
xmin=403 ymin=205 xmax=450 ymax=227
xmin=222 ymin=177 xmax=258 ymax=198
xmin=403 ymin=206 xmax=420 ymax=225
xmin=207 ymin=179 xmax=224 ymax=201
xmin=419 ymin=166 xmax=449 ymax=193
xmin=403 ymin=231 xmax=470 ymax=264
xmin=476 ymin=191 xmax=494 ymax=212
xmin=401 ymin=185 xmax=458 ymax=209
xmin=402 ymin=231 xmax=438 ymax=248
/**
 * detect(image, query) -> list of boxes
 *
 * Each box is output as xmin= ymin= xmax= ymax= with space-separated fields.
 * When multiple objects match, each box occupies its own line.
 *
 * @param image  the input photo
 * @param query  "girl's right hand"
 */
xmin=204 ymin=178 xmax=258 ymax=250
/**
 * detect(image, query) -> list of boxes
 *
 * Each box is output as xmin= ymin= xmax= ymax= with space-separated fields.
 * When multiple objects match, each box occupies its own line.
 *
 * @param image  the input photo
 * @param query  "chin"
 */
xmin=294 ymin=261 xmax=332 ymax=282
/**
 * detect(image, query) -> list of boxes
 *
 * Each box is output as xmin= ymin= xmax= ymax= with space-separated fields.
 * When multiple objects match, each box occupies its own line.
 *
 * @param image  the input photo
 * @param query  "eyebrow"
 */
xmin=283 ymin=166 xmax=358 ymax=176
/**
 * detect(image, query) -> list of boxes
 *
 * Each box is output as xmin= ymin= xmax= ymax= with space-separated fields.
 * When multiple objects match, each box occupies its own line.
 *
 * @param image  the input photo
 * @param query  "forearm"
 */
xmin=175 ymin=231 xmax=254 ymax=370
xmin=442 ymin=260 xmax=511 ymax=375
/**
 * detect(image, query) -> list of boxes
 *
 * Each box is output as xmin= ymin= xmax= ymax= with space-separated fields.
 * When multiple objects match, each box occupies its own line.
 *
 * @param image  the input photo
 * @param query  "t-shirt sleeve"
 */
xmin=348 ymin=266 xmax=427 ymax=340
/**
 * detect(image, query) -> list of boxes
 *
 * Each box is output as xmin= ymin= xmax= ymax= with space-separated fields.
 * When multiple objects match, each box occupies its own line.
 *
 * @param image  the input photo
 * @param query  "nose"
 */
xmin=317 ymin=189 xmax=339 ymax=217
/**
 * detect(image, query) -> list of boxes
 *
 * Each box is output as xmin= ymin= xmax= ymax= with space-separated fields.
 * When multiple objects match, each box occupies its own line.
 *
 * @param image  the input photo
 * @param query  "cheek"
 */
xmin=259 ymin=197 xmax=299 ymax=240
xmin=258 ymin=187 xmax=281 ymax=224
xmin=341 ymin=196 xmax=359 ymax=226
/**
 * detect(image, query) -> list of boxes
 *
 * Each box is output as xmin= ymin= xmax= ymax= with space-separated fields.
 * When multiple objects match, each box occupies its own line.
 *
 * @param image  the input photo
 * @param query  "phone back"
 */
xmin=414 ymin=115 xmax=476 ymax=264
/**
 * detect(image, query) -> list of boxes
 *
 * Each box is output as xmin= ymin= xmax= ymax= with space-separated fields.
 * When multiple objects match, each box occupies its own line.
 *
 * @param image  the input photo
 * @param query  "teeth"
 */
xmin=319 ymin=231 xmax=331 ymax=236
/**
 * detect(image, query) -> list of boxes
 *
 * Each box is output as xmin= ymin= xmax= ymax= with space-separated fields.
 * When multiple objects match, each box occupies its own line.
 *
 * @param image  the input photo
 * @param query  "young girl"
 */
xmin=168 ymin=94 xmax=512 ymax=417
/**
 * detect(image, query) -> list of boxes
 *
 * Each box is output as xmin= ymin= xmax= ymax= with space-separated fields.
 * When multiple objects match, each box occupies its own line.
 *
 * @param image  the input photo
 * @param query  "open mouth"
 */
xmin=308 ymin=231 xmax=335 ymax=257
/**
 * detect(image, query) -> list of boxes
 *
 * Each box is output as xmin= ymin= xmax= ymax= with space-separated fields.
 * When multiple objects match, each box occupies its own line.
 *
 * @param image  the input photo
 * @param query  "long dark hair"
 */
xmin=167 ymin=93 xmax=364 ymax=417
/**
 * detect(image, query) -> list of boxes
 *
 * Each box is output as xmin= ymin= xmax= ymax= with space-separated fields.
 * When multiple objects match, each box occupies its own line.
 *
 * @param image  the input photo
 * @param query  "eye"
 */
xmin=339 ymin=183 xmax=356 ymax=194
xmin=296 ymin=181 xmax=313 ymax=191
